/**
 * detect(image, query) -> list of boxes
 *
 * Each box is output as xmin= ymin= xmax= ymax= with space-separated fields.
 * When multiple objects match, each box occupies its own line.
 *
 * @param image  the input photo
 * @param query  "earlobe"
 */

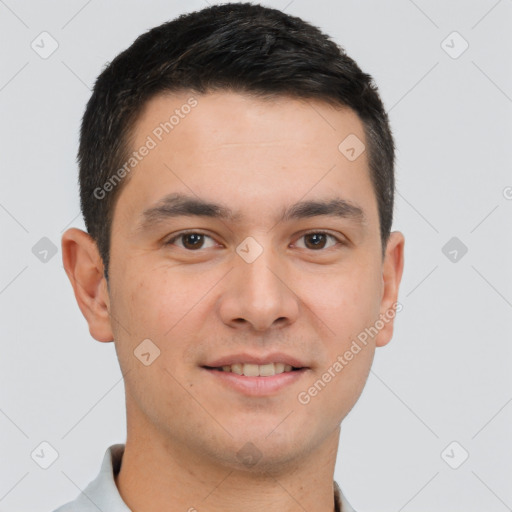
xmin=61 ymin=228 xmax=114 ymax=342
xmin=375 ymin=231 xmax=405 ymax=348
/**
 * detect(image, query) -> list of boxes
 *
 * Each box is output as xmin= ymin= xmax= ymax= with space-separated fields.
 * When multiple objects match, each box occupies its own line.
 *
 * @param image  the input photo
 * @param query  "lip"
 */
xmin=202 ymin=367 xmax=309 ymax=396
xmin=203 ymin=352 xmax=309 ymax=369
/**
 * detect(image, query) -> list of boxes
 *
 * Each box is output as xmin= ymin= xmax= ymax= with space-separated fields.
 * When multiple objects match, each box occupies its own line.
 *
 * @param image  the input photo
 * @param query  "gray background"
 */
xmin=1 ymin=1 xmax=511 ymax=511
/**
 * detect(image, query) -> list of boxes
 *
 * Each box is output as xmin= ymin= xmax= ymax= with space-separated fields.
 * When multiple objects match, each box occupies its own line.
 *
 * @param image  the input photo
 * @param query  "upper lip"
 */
xmin=203 ymin=352 xmax=308 ymax=368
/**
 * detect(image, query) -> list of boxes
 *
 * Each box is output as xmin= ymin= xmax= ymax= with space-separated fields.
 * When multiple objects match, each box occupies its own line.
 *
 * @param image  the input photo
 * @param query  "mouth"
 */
xmin=202 ymin=362 xmax=304 ymax=377
xmin=201 ymin=359 xmax=309 ymax=396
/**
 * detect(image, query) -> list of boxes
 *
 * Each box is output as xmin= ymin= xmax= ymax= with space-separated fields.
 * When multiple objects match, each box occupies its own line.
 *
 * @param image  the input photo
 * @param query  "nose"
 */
xmin=217 ymin=242 xmax=300 ymax=332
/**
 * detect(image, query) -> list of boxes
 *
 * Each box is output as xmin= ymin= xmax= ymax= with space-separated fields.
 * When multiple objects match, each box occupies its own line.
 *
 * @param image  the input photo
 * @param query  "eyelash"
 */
xmin=164 ymin=230 xmax=345 ymax=251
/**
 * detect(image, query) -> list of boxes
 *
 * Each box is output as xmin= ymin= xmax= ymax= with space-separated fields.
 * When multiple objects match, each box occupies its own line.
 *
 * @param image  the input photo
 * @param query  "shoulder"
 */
xmin=51 ymin=444 xmax=128 ymax=512
xmin=334 ymin=480 xmax=357 ymax=512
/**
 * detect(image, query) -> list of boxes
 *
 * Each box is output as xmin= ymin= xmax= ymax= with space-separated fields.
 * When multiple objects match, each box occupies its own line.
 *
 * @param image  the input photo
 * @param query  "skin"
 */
xmin=62 ymin=91 xmax=404 ymax=512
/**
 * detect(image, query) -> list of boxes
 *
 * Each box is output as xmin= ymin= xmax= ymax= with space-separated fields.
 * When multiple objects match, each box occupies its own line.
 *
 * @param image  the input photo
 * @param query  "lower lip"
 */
xmin=202 ymin=367 xmax=308 ymax=396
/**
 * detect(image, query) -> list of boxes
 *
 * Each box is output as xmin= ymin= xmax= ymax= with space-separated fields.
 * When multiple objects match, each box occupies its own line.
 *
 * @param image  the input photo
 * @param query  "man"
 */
xmin=57 ymin=2 xmax=404 ymax=511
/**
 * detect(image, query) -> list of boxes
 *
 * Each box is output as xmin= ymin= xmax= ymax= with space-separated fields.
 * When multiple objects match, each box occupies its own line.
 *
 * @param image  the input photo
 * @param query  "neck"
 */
xmin=115 ymin=417 xmax=341 ymax=512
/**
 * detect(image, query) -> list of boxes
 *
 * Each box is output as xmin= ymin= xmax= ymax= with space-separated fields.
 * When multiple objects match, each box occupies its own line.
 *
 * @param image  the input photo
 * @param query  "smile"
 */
xmin=205 ymin=362 xmax=299 ymax=377
xmin=202 ymin=365 xmax=308 ymax=396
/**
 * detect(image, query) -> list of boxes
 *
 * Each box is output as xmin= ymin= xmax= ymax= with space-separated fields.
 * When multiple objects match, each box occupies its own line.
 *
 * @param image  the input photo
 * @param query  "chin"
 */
xmin=217 ymin=425 xmax=317 ymax=472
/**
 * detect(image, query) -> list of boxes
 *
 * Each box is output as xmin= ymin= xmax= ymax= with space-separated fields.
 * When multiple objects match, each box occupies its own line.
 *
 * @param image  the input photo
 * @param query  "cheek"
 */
xmin=108 ymin=270 xmax=198 ymax=419
xmin=107 ymin=267 xmax=170 ymax=375
xmin=113 ymin=266 xmax=191 ymax=338
xmin=297 ymin=261 xmax=381 ymax=410
xmin=111 ymin=266 xmax=218 ymax=377
xmin=295 ymin=341 xmax=375 ymax=433
xmin=302 ymin=260 xmax=383 ymax=338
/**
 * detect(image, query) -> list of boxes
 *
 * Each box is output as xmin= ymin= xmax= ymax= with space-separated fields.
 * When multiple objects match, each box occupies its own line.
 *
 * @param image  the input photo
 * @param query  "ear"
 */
xmin=61 ymin=228 xmax=114 ymax=342
xmin=375 ymin=231 xmax=405 ymax=348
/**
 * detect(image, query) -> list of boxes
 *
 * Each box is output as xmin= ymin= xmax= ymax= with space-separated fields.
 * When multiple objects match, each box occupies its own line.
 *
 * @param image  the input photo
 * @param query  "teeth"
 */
xmin=259 ymin=363 xmax=275 ymax=376
xmin=231 ymin=363 xmax=243 ymax=375
xmin=274 ymin=363 xmax=285 ymax=373
xmin=243 ymin=364 xmax=260 ymax=377
xmin=219 ymin=362 xmax=297 ymax=376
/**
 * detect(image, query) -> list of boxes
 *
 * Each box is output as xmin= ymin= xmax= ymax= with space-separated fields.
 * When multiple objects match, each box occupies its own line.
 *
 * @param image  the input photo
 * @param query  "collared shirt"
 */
xmin=53 ymin=444 xmax=356 ymax=512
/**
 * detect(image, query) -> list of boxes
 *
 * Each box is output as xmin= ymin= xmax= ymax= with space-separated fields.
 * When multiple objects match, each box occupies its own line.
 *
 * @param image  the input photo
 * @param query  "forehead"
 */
xmin=114 ymin=90 xmax=377 ymax=228
xmin=134 ymin=90 xmax=365 ymax=147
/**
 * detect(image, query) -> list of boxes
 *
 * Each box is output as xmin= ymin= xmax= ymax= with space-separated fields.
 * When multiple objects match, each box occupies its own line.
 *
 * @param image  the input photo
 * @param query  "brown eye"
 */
xmin=181 ymin=233 xmax=204 ymax=250
xmin=295 ymin=232 xmax=341 ymax=251
xmin=304 ymin=233 xmax=327 ymax=249
xmin=165 ymin=232 xmax=216 ymax=250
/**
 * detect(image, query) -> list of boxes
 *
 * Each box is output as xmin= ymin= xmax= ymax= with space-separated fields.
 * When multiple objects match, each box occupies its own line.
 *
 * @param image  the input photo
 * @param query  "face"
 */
xmin=68 ymin=91 xmax=403 ymax=472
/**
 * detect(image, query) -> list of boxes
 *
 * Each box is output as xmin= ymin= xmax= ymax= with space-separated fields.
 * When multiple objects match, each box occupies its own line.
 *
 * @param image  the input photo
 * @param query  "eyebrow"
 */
xmin=138 ymin=192 xmax=365 ymax=231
